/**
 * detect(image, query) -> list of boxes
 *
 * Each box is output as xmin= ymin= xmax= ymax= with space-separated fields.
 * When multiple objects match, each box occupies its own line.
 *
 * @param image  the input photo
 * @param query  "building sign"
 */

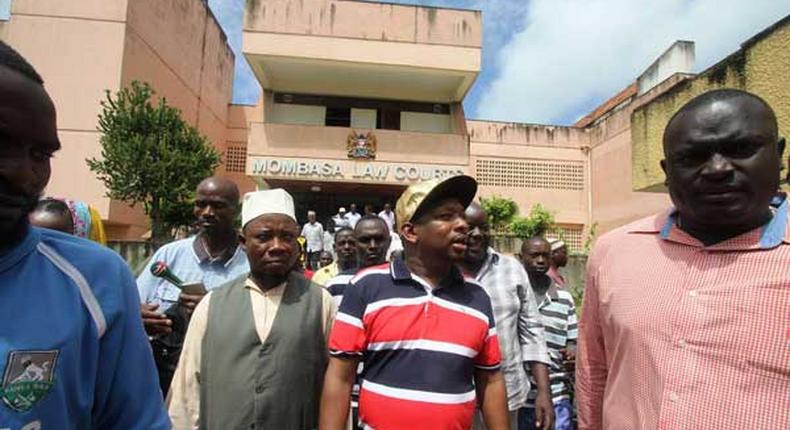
xmin=347 ymin=131 xmax=376 ymax=159
xmin=249 ymin=157 xmax=467 ymax=184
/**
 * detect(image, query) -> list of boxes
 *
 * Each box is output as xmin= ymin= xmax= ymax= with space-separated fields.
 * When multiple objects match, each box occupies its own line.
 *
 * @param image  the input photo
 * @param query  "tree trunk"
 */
xmin=149 ymin=201 xmax=169 ymax=248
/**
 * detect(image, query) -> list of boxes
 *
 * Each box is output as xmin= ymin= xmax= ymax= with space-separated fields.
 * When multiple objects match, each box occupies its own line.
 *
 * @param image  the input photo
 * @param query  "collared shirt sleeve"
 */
xmin=328 ymin=279 xmax=367 ymax=356
xmin=94 ymin=261 xmax=171 ymax=429
xmin=321 ymin=287 xmax=338 ymax=342
xmin=517 ymin=269 xmax=551 ymax=365
xmin=167 ymin=291 xmax=212 ymax=430
xmin=136 ymin=249 xmax=165 ymax=303
xmin=474 ymin=293 xmax=502 ymax=370
xmin=576 ymin=246 xmax=607 ymax=430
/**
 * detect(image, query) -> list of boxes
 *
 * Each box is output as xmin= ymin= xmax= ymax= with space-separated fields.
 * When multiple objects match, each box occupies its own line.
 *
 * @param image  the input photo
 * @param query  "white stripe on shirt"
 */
xmin=361 ymin=380 xmax=476 ymax=405
xmin=367 ymin=339 xmax=478 ymax=358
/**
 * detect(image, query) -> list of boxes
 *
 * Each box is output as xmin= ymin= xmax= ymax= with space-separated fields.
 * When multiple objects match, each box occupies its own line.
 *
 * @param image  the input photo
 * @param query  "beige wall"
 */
xmin=1 ymin=0 xmax=236 ymax=240
xmin=106 ymin=0 xmax=235 ymax=240
xmin=244 ymin=0 xmax=481 ymax=48
xmin=467 ymin=120 xmax=590 ymax=228
xmin=1 ymin=1 xmax=128 ymax=218
xmin=248 ymin=122 xmax=468 ymax=166
xmin=588 ymin=94 xmax=670 ymax=234
xmin=223 ymin=104 xmax=261 ymax=196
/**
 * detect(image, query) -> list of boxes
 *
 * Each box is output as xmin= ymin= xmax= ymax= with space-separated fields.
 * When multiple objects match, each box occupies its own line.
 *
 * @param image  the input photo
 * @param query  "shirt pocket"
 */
xmin=157 ymin=284 xmax=181 ymax=303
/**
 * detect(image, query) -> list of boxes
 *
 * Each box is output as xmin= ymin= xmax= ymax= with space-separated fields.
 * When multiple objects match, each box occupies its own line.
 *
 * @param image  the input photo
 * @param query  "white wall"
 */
xmin=400 ymin=112 xmax=451 ymax=133
xmin=270 ymin=103 xmax=326 ymax=125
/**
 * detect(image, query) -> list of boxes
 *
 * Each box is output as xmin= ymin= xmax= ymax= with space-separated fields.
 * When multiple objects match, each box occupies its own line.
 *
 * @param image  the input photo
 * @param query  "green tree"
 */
xmin=88 ymin=81 xmax=220 ymax=244
xmin=508 ymin=203 xmax=555 ymax=239
xmin=479 ymin=195 xmax=518 ymax=231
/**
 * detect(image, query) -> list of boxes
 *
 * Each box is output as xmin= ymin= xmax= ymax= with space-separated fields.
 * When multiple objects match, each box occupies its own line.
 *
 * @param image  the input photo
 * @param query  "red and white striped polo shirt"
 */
xmin=329 ymin=258 xmax=501 ymax=430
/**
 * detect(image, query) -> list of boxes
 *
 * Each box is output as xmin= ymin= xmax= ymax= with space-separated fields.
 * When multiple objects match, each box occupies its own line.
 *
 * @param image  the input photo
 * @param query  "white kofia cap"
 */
xmin=241 ymin=189 xmax=296 ymax=227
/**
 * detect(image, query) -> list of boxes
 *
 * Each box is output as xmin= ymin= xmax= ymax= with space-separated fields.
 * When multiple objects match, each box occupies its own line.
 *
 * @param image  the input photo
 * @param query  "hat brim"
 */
xmin=410 ymin=175 xmax=477 ymax=225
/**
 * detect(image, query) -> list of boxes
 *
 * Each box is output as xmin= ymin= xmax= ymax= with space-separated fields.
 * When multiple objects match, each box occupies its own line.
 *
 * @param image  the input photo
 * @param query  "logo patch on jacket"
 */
xmin=1 ymin=350 xmax=58 ymax=412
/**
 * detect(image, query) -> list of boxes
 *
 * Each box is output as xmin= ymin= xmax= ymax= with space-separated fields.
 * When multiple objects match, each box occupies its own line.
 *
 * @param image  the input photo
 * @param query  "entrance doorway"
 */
xmin=265 ymin=180 xmax=406 ymax=227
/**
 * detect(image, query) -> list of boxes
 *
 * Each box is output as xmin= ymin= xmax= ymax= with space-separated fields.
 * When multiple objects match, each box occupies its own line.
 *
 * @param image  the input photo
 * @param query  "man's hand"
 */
xmin=528 ymin=362 xmax=555 ymax=430
xmin=560 ymin=347 xmax=576 ymax=372
xmin=534 ymin=389 xmax=555 ymax=430
xmin=140 ymin=303 xmax=172 ymax=335
xmin=178 ymin=292 xmax=206 ymax=315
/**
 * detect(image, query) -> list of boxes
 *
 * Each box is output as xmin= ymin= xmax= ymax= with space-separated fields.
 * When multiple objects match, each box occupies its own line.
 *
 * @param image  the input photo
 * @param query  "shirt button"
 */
xmin=688 ymin=290 xmax=698 ymax=297
xmin=668 ymin=392 xmax=679 ymax=402
xmin=677 ymin=339 xmax=687 ymax=348
xmin=255 ymin=384 xmax=265 ymax=394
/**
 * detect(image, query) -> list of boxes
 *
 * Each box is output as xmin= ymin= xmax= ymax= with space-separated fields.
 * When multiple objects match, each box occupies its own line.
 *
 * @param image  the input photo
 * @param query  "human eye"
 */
xmin=727 ymin=140 xmax=762 ymax=158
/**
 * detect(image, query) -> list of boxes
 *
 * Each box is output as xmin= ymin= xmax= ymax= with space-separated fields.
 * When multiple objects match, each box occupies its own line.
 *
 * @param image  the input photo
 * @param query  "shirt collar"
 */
xmin=192 ymin=233 xmax=242 ymax=267
xmin=628 ymin=195 xmax=790 ymax=250
xmin=0 ymin=227 xmax=39 ymax=273
xmin=244 ymin=277 xmax=286 ymax=296
xmin=390 ymin=256 xmax=465 ymax=289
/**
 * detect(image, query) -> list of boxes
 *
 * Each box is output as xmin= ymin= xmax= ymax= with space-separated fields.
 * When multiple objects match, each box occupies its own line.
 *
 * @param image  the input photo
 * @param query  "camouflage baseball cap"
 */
xmin=395 ymin=175 xmax=477 ymax=231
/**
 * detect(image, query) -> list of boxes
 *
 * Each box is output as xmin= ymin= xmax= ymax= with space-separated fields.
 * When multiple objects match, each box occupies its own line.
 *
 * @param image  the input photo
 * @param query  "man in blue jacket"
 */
xmin=0 ymin=41 xmax=170 ymax=429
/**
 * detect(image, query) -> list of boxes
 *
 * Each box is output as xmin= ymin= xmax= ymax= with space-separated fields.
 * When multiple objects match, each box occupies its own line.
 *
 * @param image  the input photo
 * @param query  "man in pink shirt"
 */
xmin=577 ymin=89 xmax=790 ymax=429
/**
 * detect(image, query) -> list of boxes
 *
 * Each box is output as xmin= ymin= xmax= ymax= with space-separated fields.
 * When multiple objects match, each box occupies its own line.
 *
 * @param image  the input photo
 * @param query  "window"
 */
xmin=377 ymin=108 xmax=401 ymax=130
xmin=325 ymin=107 xmax=351 ymax=127
xmin=0 ymin=0 xmax=10 ymax=21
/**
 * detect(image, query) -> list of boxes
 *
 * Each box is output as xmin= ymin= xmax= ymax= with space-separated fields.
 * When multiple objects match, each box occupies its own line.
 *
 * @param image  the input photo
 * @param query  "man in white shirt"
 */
xmin=378 ymin=203 xmax=395 ymax=232
xmin=346 ymin=203 xmax=362 ymax=228
xmin=301 ymin=210 xmax=324 ymax=270
xmin=333 ymin=208 xmax=350 ymax=232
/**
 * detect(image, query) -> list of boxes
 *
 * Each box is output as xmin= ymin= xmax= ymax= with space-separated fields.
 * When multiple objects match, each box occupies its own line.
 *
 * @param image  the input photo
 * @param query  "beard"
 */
xmin=0 ymin=177 xmax=40 ymax=251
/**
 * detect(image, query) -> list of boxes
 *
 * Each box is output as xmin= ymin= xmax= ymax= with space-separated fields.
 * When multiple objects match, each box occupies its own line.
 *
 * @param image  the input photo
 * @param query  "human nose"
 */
xmin=701 ymin=153 xmax=734 ymax=179
xmin=454 ymin=216 xmax=469 ymax=235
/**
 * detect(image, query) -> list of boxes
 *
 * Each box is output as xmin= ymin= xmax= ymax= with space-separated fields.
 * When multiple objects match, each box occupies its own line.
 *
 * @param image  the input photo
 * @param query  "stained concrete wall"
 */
xmin=632 ymin=16 xmax=790 ymax=192
xmin=108 ymin=0 xmax=236 ymax=240
xmin=467 ymin=120 xmax=590 ymax=230
xmin=244 ymin=0 xmax=481 ymax=48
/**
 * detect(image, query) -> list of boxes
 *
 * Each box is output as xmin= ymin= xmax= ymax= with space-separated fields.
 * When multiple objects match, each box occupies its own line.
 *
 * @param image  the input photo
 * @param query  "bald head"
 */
xmin=197 ymin=176 xmax=240 ymax=204
xmin=194 ymin=176 xmax=240 ymax=234
xmin=660 ymin=89 xmax=782 ymax=243
xmin=664 ymin=89 xmax=778 ymax=155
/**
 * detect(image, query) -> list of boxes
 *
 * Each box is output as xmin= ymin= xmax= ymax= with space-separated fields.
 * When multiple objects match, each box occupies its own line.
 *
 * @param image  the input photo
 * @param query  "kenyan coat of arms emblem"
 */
xmin=1 ymin=350 xmax=58 ymax=412
xmin=347 ymin=131 xmax=377 ymax=159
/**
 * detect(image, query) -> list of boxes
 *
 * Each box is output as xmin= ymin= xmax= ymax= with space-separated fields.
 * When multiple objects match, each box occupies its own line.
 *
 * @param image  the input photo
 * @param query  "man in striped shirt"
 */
xmin=460 ymin=202 xmax=553 ymax=430
xmin=325 ymin=214 xmax=392 ymax=427
xmin=577 ymin=89 xmax=790 ymax=429
xmin=520 ymin=237 xmax=577 ymax=430
xmin=321 ymin=176 xmax=511 ymax=430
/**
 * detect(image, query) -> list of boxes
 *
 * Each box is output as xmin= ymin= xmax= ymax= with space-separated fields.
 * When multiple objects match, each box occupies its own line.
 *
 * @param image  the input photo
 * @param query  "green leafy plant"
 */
xmin=479 ymin=195 xmax=518 ymax=231
xmin=88 ymin=81 xmax=220 ymax=244
xmin=508 ymin=203 xmax=555 ymax=239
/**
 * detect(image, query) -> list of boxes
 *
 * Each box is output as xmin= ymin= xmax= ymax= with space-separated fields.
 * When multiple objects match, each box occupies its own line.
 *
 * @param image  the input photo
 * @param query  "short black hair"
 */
xmin=664 ymin=89 xmax=777 ymax=152
xmin=355 ymin=214 xmax=388 ymax=233
xmin=0 ymin=41 xmax=44 ymax=85
xmin=334 ymin=226 xmax=354 ymax=240
xmin=33 ymin=198 xmax=72 ymax=220
xmin=521 ymin=235 xmax=549 ymax=253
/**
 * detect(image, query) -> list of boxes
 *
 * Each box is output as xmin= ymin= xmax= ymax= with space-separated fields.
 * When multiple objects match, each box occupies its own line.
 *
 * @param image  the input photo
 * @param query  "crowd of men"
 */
xmin=1 ymin=39 xmax=788 ymax=430
xmin=300 ymin=203 xmax=401 ymax=272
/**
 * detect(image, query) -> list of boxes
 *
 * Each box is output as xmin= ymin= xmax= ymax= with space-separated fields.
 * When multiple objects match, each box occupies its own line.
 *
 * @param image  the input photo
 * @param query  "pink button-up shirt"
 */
xmin=577 ymin=199 xmax=790 ymax=429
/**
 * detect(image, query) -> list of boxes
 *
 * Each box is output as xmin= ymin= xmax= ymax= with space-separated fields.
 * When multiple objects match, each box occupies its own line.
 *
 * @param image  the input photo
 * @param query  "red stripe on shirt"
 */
xmin=359 ymin=386 xmax=476 ymax=430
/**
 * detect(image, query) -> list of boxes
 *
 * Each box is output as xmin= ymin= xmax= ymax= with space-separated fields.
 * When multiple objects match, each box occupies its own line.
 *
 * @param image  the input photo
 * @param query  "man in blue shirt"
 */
xmin=0 ymin=41 xmax=169 ymax=429
xmin=137 ymin=176 xmax=249 ymax=393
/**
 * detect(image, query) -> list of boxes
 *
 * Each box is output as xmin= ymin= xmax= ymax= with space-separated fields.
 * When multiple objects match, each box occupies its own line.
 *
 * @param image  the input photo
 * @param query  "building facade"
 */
xmin=4 ymin=0 xmax=788 ymax=249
